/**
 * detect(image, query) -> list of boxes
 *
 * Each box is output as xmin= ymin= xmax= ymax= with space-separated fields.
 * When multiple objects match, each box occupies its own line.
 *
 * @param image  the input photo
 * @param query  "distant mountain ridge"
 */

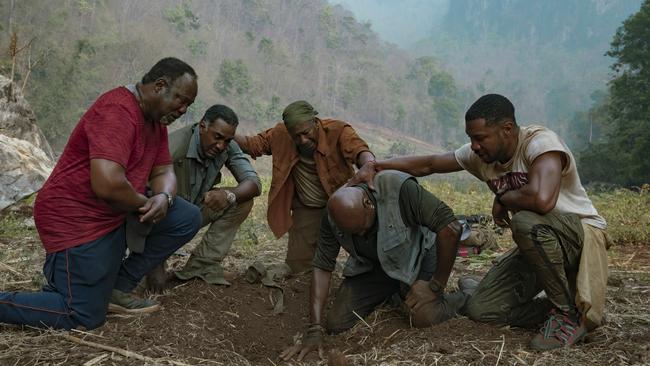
xmin=0 ymin=0 xmax=466 ymax=150
xmin=413 ymin=0 xmax=642 ymax=145
xmin=332 ymin=0 xmax=642 ymax=148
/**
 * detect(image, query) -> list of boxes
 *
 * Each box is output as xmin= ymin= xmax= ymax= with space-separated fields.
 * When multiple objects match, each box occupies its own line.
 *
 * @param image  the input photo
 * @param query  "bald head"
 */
xmin=328 ymin=186 xmax=375 ymax=235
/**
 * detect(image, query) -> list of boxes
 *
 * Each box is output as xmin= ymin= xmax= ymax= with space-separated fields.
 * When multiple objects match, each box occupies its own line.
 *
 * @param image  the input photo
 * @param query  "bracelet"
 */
xmin=306 ymin=324 xmax=324 ymax=336
xmin=308 ymin=323 xmax=324 ymax=330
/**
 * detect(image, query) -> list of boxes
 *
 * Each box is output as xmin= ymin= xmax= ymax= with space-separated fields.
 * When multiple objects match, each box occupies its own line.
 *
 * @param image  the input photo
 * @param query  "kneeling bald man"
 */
xmin=281 ymin=170 xmax=466 ymax=361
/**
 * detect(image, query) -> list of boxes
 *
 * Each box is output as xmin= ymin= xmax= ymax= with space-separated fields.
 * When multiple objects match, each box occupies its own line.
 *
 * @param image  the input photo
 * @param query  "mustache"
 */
xmin=159 ymin=113 xmax=179 ymax=125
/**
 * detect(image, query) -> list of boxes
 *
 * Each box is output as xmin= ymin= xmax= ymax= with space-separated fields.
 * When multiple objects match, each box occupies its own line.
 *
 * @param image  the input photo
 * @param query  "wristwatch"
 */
xmin=224 ymin=189 xmax=237 ymax=206
xmin=159 ymin=192 xmax=174 ymax=208
xmin=429 ymin=279 xmax=444 ymax=295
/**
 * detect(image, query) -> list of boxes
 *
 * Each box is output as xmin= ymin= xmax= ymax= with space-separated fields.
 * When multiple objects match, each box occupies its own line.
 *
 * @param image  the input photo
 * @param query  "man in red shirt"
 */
xmin=0 ymin=57 xmax=202 ymax=330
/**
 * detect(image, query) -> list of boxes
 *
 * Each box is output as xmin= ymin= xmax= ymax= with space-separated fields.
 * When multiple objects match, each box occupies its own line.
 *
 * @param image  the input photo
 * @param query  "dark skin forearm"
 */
xmin=375 ymin=152 xmax=463 ymax=177
xmin=149 ymin=165 xmax=177 ymax=197
xmin=355 ymin=151 xmax=376 ymax=169
xmin=221 ymin=179 xmax=261 ymax=203
xmin=234 ymin=179 xmax=261 ymax=202
xmin=432 ymin=221 xmax=461 ymax=289
xmin=90 ymin=159 xmax=148 ymax=211
xmin=310 ymin=268 xmax=332 ymax=325
xmin=498 ymin=152 xmax=563 ymax=215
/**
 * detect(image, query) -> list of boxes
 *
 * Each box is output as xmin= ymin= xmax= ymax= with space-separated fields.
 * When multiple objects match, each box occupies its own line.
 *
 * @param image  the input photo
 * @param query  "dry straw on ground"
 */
xmin=1 ymin=187 xmax=649 ymax=365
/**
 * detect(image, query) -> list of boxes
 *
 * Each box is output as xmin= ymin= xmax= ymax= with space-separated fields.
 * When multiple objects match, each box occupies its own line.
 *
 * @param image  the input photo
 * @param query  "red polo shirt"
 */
xmin=34 ymin=87 xmax=171 ymax=253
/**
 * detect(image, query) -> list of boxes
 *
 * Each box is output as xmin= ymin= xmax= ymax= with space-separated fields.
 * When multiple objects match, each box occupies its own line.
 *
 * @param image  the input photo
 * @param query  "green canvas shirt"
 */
xmin=170 ymin=124 xmax=261 ymax=206
xmin=312 ymin=170 xmax=457 ymax=284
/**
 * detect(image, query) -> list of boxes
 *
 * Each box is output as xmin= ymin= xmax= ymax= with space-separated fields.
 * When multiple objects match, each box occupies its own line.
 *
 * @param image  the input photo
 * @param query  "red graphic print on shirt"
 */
xmin=487 ymin=172 xmax=529 ymax=194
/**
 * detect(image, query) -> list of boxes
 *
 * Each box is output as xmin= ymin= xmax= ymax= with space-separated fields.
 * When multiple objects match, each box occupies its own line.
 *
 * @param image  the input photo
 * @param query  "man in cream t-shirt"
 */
xmin=351 ymin=94 xmax=610 ymax=351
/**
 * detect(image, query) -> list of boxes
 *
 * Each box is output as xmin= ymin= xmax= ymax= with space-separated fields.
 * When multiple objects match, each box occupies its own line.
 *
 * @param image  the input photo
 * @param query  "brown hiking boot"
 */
xmin=530 ymin=309 xmax=587 ymax=351
xmin=108 ymin=289 xmax=161 ymax=314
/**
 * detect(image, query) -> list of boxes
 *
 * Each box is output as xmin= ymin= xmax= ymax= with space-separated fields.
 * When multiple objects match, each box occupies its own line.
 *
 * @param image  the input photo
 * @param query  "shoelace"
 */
xmin=540 ymin=310 xmax=560 ymax=339
xmin=554 ymin=315 xmax=581 ymax=343
xmin=541 ymin=310 xmax=581 ymax=344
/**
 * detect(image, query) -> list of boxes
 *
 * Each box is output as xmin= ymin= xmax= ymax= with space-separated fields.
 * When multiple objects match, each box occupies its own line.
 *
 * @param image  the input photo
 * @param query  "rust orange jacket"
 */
xmin=238 ymin=118 xmax=370 ymax=238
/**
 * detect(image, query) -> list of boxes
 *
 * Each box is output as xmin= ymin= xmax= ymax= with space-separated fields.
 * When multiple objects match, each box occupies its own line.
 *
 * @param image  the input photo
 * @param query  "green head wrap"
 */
xmin=282 ymin=100 xmax=318 ymax=128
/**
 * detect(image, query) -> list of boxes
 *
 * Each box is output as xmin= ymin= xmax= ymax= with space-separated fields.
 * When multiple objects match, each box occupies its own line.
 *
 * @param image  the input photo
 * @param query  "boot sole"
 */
xmin=108 ymin=303 xmax=161 ymax=314
xmin=530 ymin=330 xmax=587 ymax=351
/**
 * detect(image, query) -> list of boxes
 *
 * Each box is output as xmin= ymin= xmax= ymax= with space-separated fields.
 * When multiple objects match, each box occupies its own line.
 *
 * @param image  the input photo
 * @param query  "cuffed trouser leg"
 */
xmin=510 ymin=210 xmax=584 ymax=315
xmin=176 ymin=200 xmax=254 ymax=285
xmin=0 ymin=227 xmax=125 ymax=330
xmin=114 ymin=197 xmax=201 ymax=293
xmin=286 ymin=202 xmax=324 ymax=273
xmin=326 ymin=266 xmax=400 ymax=334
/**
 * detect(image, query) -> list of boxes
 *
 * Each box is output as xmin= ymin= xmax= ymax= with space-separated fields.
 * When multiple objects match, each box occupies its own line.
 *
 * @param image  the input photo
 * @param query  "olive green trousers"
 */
xmin=465 ymin=210 xmax=584 ymax=327
xmin=175 ymin=200 xmax=254 ymax=285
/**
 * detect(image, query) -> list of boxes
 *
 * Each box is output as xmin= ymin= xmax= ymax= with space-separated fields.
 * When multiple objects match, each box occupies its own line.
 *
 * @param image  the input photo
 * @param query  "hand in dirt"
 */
xmin=346 ymin=160 xmax=377 ymax=190
xmin=327 ymin=349 xmax=348 ymax=366
xmin=492 ymin=197 xmax=511 ymax=228
xmin=203 ymin=189 xmax=230 ymax=212
xmin=146 ymin=262 xmax=167 ymax=294
xmin=139 ymin=194 xmax=169 ymax=224
xmin=279 ymin=324 xmax=325 ymax=361
xmin=405 ymin=280 xmax=438 ymax=313
xmin=410 ymin=295 xmax=455 ymax=328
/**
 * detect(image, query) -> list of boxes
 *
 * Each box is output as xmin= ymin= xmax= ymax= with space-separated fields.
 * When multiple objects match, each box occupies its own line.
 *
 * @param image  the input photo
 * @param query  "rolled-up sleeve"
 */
xmin=312 ymin=214 xmax=341 ymax=272
xmin=226 ymin=141 xmax=262 ymax=192
xmin=238 ymin=127 xmax=274 ymax=158
xmin=339 ymin=125 xmax=371 ymax=165
xmin=398 ymin=179 xmax=454 ymax=281
xmin=399 ymin=179 xmax=456 ymax=234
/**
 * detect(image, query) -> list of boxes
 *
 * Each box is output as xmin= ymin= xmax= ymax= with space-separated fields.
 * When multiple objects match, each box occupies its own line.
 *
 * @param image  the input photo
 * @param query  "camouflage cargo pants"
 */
xmin=465 ymin=210 xmax=584 ymax=327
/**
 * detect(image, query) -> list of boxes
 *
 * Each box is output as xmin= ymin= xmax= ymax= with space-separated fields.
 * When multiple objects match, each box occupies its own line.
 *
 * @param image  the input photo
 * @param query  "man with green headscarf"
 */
xmin=235 ymin=101 xmax=375 ymax=272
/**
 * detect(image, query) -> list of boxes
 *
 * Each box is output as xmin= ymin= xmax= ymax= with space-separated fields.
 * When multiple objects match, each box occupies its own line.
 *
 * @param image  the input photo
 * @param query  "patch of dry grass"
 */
xmin=1 ymin=179 xmax=649 ymax=365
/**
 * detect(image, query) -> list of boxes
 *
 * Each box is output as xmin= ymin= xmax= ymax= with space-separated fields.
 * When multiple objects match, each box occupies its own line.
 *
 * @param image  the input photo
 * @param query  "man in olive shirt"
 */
xmin=147 ymin=105 xmax=261 ymax=289
xmin=280 ymin=170 xmax=465 ymax=361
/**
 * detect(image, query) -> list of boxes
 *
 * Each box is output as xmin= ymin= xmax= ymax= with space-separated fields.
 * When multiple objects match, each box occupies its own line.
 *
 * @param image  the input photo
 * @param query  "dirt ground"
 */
xmin=1 ymin=203 xmax=649 ymax=365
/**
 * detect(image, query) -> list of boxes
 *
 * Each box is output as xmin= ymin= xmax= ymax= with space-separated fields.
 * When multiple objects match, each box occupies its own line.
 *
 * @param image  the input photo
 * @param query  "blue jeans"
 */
xmin=0 ymin=198 xmax=201 ymax=330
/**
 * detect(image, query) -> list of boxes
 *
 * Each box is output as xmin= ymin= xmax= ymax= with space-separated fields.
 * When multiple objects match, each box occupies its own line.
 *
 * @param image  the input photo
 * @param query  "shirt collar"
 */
xmin=186 ymin=124 xmax=207 ymax=164
xmin=314 ymin=118 xmax=329 ymax=156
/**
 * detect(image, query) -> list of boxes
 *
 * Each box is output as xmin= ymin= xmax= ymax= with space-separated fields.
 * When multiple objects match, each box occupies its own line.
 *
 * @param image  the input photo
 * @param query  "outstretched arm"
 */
xmin=351 ymin=152 xmax=463 ymax=190
xmin=378 ymin=152 xmax=463 ymax=176
xmin=234 ymin=126 xmax=275 ymax=158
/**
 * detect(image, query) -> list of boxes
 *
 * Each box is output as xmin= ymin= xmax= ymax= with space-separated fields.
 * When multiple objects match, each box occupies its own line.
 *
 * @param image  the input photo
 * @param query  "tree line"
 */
xmin=0 ymin=0 xmax=466 ymax=150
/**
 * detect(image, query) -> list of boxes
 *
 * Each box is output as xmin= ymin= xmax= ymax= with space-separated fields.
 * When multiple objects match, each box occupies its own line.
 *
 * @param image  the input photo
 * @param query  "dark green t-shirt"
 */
xmin=313 ymin=179 xmax=456 ymax=279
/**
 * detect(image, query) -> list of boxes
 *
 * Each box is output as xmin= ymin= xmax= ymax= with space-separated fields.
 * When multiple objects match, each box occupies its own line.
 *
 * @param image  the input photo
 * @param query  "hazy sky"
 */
xmin=330 ymin=0 xmax=449 ymax=46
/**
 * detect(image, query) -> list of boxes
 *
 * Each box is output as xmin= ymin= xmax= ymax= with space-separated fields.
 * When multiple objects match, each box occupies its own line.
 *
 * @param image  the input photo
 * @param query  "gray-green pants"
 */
xmin=465 ymin=210 xmax=584 ymax=327
xmin=176 ymin=200 xmax=254 ymax=285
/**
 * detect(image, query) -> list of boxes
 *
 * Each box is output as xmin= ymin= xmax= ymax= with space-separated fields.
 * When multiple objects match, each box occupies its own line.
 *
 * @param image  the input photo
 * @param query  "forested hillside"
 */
xmin=414 ymin=0 xmax=641 ymax=147
xmin=0 ymin=0 xmax=464 ymax=150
